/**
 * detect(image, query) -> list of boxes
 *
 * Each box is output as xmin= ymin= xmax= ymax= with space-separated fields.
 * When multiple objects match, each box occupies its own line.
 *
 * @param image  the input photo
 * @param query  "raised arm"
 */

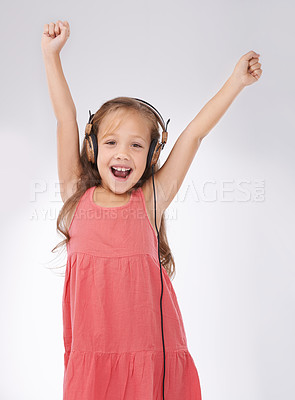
xmin=153 ymin=50 xmax=262 ymax=212
xmin=41 ymin=20 xmax=82 ymax=203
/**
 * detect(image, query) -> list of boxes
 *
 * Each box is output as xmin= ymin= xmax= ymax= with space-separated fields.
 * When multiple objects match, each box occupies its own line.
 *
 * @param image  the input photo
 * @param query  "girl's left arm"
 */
xmin=154 ymin=50 xmax=262 ymax=211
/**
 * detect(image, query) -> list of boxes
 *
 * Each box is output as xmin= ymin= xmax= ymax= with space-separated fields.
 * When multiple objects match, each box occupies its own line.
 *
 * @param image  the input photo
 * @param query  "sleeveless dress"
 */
xmin=62 ymin=185 xmax=202 ymax=400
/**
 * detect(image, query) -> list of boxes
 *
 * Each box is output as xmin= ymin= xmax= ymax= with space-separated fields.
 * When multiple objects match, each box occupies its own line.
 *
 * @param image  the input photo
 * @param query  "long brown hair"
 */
xmin=51 ymin=96 xmax=176 ymax=280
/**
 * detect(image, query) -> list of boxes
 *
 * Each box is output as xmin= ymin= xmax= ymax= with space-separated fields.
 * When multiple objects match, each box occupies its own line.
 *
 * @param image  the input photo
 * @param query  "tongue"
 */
xmin=112 ymin=168 xmax=129 ymax=178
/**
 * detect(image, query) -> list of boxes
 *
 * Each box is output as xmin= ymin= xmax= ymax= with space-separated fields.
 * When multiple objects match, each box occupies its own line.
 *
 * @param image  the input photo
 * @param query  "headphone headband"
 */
xmin=84 ymin=97 xmax=170 ymax=167
xmin=131 ymin=97 xmax=170 ymax=133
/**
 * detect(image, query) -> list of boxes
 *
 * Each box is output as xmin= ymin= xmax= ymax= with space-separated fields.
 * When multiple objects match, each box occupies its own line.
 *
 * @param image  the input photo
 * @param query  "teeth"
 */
xmin=112 ymin=167 xmax=131 ymax=172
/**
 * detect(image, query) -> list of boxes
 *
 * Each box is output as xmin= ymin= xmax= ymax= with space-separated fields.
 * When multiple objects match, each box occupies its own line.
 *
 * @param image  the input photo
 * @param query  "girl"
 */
xmin=41 ymin=20 xmax=262 ymax=400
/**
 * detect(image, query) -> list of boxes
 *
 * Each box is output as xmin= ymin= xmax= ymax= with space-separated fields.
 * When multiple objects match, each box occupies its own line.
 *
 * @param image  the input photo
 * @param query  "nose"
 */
xmin=114 ymin=155 xmax=130 ymax=165
xmin=114 ymin=145 xmax=130 ymax=161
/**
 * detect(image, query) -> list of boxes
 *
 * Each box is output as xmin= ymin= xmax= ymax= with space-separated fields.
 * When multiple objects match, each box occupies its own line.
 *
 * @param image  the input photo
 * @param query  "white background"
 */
xmin=0 ymin=0 xmax=294 ymax=399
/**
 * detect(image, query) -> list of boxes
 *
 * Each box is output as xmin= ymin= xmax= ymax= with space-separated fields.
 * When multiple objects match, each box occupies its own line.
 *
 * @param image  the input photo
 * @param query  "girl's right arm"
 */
xmin=41 ymin=20 xmax=82 ymax=203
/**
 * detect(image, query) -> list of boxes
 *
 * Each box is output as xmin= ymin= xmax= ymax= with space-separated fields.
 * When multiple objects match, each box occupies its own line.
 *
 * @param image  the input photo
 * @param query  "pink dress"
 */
xmin=62 ymin=185 xmax=202 ymax=399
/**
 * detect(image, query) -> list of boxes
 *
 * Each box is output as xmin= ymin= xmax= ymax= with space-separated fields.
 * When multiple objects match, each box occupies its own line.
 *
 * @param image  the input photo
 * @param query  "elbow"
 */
xmin=195 ymin=134 xmax=205 ymax=145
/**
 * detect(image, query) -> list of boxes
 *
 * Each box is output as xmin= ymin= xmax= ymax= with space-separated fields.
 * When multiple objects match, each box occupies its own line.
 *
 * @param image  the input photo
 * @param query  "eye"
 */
xmin=105 ymin=141 xmax=142 ymax=148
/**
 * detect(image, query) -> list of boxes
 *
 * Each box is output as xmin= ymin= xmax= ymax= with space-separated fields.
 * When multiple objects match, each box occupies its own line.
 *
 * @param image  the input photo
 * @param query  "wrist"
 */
xmin=41 ymin=48 xmax=60 ymax=60
xmin=228 ymin=74 xmax=245 ymax=91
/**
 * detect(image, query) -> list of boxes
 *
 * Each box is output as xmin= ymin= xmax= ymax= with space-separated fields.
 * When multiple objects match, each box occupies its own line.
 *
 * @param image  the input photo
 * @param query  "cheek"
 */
xmin=134 ymin=152 xmax=148 ymax=169
xmin=97 ymin=148 xmax=111 ymax=164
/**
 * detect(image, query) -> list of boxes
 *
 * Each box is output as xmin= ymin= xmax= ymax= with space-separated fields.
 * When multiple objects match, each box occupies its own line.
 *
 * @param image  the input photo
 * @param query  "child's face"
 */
xmin=96 ymin=109 xmax=151 ymax=194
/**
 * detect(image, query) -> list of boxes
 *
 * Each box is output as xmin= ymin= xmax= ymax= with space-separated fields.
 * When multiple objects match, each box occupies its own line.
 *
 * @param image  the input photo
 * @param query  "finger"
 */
xmin=43 ymin=23 xmax=49 ymax=35
xmin=55 ymin=20 xmax=61 ymax=35
xmin=256 ymin=69 xmax=262 ymax=77
xmin=249 ymin=70 xmax=259 ymax=80
xmin=63 ymin=20 xmax=70 ymax=33
xmin=55 ymin=25 xmax=60 ymax=36
xmin=243 ymin=50 xmax=260 ymax=62
xmin=249 ymin=62 xmax=261 ymax=72
xmin=248 ymin=57 xmax=259 ymax=67
xmin=48 ymin=22 xmax=55 ymax=38
xmin=252 ymin=69 xmax=262 ymax=79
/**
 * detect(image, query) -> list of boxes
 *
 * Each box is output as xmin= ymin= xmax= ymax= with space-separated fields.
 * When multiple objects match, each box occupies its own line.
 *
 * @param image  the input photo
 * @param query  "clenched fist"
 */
xmin=41 ymin=20 xmax=70 ymax=56
xmin=231 ymin=50 xmax=263 ymax=87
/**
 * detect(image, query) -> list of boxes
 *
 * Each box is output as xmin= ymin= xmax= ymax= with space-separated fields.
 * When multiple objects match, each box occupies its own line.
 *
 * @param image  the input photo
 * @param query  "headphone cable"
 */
xmin=151 ymin=164 xmax=166 ymax=400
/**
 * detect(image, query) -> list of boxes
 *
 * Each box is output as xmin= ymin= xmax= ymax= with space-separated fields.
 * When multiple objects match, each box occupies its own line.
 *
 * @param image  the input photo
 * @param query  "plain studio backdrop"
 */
xmin=0 ymin=0 xmax=294 ymax=399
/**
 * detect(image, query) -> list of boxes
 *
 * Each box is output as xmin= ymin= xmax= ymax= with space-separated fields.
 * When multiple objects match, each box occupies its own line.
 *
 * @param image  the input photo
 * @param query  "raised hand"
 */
xmin=41 ymin=20 xmax=70 ymax=56
xmin=231 ymin=50 xmax=263 ymax=87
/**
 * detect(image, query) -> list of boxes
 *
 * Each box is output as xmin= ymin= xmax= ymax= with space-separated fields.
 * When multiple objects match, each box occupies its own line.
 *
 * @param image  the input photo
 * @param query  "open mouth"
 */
xmin=110 ymin=166 xmax=133 ymax=181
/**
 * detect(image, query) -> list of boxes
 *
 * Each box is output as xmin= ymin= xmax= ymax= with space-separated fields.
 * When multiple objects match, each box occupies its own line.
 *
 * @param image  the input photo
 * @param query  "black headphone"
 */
xmin=84 ymin=98 xmax=170 ymax=400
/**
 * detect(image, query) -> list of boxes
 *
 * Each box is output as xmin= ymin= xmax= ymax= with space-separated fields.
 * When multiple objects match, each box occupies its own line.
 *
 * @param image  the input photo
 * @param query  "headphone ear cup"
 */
xmin=85 ymin=133 xmax=98 ymax=164
xmin=150 ymin=141 xmax=162 ymax=166
xmin=146 ymin=139 xmax=158 ymax=170
xmin=91 ymin=133 xmax=98 ymax=164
